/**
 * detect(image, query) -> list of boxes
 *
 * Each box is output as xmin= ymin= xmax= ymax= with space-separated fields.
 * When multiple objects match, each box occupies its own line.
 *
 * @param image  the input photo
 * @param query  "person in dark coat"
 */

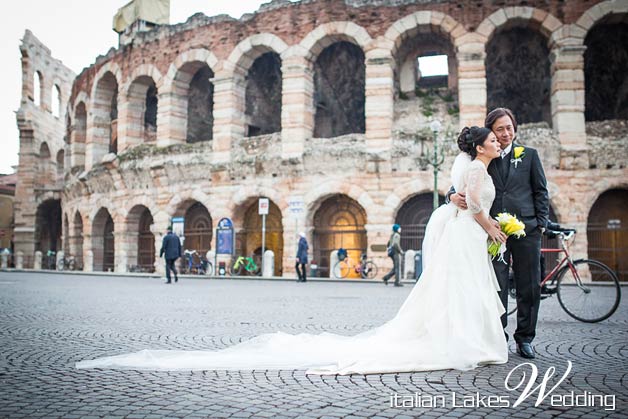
xmin=160 ymin=226 xmax=182 ymax=284
xmin=295 ymin=232 xmax=309 ymax=282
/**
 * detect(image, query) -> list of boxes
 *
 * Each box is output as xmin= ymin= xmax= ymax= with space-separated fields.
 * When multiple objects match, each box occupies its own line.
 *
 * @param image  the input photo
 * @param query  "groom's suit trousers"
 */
xmin=492 ymin=228 xmax=542 ymax=344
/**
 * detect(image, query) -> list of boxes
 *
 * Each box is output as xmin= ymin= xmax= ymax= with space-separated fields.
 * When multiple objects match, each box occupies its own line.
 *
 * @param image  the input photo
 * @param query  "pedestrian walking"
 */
xmin=160 ymin=226 xmax=182 ymax=284
xmin=295 ymin=232 xmax=308 ymax=282
xmin=383 ymin=224 xmax=404 ymax=287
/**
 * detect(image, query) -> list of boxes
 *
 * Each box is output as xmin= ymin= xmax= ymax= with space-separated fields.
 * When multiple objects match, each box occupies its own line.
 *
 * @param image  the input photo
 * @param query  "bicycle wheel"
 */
xmin=333 ymin=261 xmax=350 ymax=279
xmin=360 ymin=261 xmax=378 ymax=279
xmin=230 ymin=261 xmax=242 ymax=276
xmin=556 ymin=259 xmax=621 ymax=323
xmin=247 ymin=261 xmax=261 ymax=276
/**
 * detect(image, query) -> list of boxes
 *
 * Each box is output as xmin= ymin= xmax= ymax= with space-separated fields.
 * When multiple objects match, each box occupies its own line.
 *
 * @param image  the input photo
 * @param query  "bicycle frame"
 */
xmin=541 ymin=231 xmax=585 ymax=289
xmin=234 ymin=256 xmax=257 ymax=272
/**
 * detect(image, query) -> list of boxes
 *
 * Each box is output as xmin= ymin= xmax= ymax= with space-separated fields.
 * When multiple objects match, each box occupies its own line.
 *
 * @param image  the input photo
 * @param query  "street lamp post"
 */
xmin=426 ymin=119 xmax=445 ymax=210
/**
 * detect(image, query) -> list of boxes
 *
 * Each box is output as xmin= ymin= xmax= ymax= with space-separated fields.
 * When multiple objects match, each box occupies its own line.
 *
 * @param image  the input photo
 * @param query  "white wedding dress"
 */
xmin=76 ymin=159 xmax=507 ymax=375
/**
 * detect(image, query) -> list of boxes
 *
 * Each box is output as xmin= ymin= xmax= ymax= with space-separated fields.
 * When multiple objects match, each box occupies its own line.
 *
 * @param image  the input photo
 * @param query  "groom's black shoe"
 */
xmin=516 ymin=342 xmax=535 ymax=359
xmin=394 ymin=282 xmax=404 ymax=287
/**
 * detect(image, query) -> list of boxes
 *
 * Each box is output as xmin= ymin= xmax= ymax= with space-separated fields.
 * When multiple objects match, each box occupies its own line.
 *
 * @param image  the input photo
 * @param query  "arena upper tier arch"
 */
xmin=14 ymin=0 xmax=628 ymax=280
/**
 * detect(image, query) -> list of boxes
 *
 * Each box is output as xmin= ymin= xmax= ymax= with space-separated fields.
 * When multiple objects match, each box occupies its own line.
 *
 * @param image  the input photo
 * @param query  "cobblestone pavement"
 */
xmin=0 ymin=271 xmax=626 ymax=418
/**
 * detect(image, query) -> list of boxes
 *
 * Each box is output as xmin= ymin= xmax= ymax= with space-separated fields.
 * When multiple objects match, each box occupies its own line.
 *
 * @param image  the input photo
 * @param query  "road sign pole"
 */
xmin=261 ymin=214 xmax=266 ymax=275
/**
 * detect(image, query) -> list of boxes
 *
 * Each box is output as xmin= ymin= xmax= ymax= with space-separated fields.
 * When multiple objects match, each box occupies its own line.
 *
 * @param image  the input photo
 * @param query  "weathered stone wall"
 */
xmin=14 ymin=0 xmax=628 ymax=276
xmin=14 ymin=30 xmax=75 ymax=264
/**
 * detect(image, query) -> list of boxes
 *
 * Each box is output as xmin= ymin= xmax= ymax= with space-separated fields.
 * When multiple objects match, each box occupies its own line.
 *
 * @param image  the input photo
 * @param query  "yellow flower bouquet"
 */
xmin=488 ymin=212 xmax=526 ymax=262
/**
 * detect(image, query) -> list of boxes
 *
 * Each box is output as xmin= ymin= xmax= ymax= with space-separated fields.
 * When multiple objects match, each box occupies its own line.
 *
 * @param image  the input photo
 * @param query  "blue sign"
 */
xmin=216 ymin=217 xmax=235 ymax=255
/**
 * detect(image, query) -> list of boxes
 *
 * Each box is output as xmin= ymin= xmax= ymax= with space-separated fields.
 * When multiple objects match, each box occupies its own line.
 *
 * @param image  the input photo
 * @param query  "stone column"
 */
xmin=117 ymin=87 xmax=143 ymax=152
xmin=280 ymin=55 xmax=314 ymax=160
xmin=550 ymin=44 xmax=588 ymax=169
xmin=364 ymin=53 xmax=395 ymax=155
xmin=156 ymin=89 xmax=187 ymax=147
xmin=211 ymin=69 xmax=245 ymax=165
xmin=456 ymin=39 xmax=487 ymax=128
xmin=114 ymin=227 xmax=131 ymax=273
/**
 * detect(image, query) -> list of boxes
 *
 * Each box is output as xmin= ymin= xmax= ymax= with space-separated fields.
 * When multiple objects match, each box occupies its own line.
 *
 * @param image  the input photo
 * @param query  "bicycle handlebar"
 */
xmin=544 ymin=222 xmax=576 ymax=239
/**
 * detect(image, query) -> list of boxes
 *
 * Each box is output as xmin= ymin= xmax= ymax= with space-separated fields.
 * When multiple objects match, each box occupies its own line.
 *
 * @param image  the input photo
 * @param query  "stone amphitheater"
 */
xmin=13 ymin=0 xmax=628 ymax=280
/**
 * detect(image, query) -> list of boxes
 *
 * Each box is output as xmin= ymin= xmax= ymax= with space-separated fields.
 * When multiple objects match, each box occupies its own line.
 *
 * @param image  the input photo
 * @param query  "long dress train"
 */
xmin=76 ymin=159 xmax=507 ymax=375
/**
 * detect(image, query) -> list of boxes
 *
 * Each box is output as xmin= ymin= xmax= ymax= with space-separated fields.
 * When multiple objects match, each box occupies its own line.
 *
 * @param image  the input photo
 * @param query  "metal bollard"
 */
xmin=262 ymin=250 xmax=274 ymax=278
xmin=404 ymin=250 xmax=415 ymax=280
xmin=84 ymin=251 xmax=93 ymax=272
xmin=34 ymin=251 xmax=43 ymax=270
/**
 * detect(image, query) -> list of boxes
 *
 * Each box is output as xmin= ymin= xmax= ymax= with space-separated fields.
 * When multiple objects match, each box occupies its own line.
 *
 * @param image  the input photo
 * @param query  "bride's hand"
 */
xmin=488 ymin=225 xmax=507 ymax=244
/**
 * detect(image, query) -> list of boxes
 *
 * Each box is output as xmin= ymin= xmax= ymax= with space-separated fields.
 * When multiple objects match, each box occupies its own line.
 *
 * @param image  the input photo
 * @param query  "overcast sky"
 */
xmin=0 ymin=0 xmax=281 ymax=174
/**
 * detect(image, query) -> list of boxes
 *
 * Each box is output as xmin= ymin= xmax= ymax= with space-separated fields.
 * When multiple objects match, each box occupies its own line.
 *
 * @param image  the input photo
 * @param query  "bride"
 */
xmin=77 ymin=126 xmax=508 ymax=375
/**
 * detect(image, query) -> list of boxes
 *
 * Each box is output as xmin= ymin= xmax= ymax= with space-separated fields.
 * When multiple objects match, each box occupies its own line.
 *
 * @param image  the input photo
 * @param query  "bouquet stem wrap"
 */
xmin=488 ymin=213 xmax=526 ymax=263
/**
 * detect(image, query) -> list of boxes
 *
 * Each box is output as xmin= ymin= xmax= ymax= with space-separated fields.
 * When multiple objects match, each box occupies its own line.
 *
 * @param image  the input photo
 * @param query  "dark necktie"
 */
xmin=501 ymin=150 xmax=511 ymax=181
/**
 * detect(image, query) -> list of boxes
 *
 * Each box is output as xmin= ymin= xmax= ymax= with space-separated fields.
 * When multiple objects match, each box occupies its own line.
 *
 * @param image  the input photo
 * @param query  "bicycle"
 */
xmin=230 ymin=255 xmax=260 ymax=276
xmin=182 ymin=250 xmax=213 ymax=276
xmin=333 ymin=252 xmax=378 ymax=279
xmin=58 ymin=255 xmax=76 ymax=271
xmin=507 ymin=222 xmax=621 ymax=323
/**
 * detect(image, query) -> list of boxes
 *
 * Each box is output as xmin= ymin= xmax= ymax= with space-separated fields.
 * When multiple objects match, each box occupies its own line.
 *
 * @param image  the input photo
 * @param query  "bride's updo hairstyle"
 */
xmin=457 ymin=126 xmax=492 ymax=159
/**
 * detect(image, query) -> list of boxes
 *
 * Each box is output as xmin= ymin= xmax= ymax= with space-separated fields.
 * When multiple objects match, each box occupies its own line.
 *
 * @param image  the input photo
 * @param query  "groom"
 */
xmin=448 ymin=108 xmax=549 ymax=359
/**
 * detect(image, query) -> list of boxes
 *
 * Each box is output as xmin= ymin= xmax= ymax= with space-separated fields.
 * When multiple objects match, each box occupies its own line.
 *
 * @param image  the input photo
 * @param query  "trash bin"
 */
xmin=414 ymin=251 xmax=422 ymax=280
xmin=309 ymin=262 xmax=318 ymax=278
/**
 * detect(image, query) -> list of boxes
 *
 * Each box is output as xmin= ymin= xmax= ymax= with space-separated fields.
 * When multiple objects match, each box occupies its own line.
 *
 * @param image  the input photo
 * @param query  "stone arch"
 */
xmin=51 ymin=83 xmax=62 ymax=118
xmin=312 ymin=194 xmax=368 ymax=278
xmin=305 ymin=180 xmax=374 ymax=227
xmin=89 ymin=68 xmax=119 ymax=163
xmin=231 ymin=186 xmax=287 ymax=214
xmin=126 ymin=204 xmax=155 ymax=272
xmin=394 ymin=193 xmax=445 ymax=252
xmin=483 ymin=9 xmax=555 ymax=125
xmin=576 ymin=0 xmax=628 ymax=37
xmin=233 ymin=196 xmax=284 ymax=276
xmin=299 ymin=22 xmax=373 ymax=62
xmin=314 ymin=41 xmax=366 ymax=137
xmin=385 ymin=11 xmax=466 ymax=95
xmin=55 ymin=149 xmax=64 ymax=183
xmin=476 ymin=7 xmax=563 ymax=44
xmin=163 ymin=49 xmax=219 ymax=144
xmin=70 ymin=101 xmax=87 ymax=168
xmin=33 ymin=70 xmax=43 ymax=106
xmin=125 ymin=71 xmax=160 ymax=146
xmin=227 ymin=33 xmax=289 ymax=73
xmin=92 ymin=207 xmax=115 ymax=272
xmin=35 ymin=199 xmax=62 ymax=258
xmin=37 ymin=142 xmax=53 ymax=187
xmin=586 ymin=188 xmax=628 ymax=281
xmin=580 ymin=6 xmax=628 ymax=121
xmin=172 ymin=200 xmax=213 ymax=256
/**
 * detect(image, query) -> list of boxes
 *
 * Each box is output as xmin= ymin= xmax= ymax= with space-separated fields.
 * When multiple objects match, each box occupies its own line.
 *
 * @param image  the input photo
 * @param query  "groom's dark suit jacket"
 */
xmin=488 ymin=144 xmax=549 ymax=234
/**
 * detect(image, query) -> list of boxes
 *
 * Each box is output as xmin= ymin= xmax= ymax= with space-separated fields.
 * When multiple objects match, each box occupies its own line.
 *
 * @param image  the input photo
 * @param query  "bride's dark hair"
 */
xmin=457 ymin=126 xmax=492 ymax=159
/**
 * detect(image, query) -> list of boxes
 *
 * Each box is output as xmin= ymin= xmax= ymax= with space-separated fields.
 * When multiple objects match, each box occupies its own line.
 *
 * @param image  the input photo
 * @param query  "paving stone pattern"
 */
xmin=0 ymin=272 xmax=626 ymax=418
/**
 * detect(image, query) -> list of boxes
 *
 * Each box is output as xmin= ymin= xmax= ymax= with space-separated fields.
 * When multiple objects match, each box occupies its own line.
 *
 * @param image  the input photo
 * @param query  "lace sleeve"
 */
xmin=464 ymin=161 xmax=485 ymax=214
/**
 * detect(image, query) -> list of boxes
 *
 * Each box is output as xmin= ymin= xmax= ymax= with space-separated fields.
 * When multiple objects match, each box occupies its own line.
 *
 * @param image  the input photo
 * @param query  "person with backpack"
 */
xmin=382 ymin=224 xmax=404 ymax=286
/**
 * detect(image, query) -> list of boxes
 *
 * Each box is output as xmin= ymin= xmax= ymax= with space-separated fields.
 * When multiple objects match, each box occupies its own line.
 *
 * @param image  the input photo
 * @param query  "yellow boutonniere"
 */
xmin=511 ymin=146 xmax=526 ymax=168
